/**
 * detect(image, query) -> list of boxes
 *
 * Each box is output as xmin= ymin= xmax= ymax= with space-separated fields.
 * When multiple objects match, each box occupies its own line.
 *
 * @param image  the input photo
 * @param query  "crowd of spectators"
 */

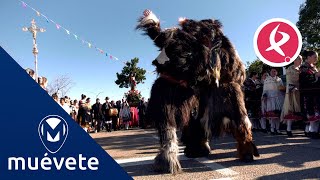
xmin=244 ymin=50 xmax=320 ymax=139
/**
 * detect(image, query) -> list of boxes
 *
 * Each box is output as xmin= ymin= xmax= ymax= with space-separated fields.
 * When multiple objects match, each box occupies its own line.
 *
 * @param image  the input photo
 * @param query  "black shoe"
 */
xmin=305 ymin=131 xmax=310 ymax=137
xmin=286 ymin=131 xmax=293 ymax=137
xmin=270 ymin=131 xmax=276 ymax=135
xmin=261 ymin=129 xmax=268 ymax=133
xmin=276 ymin=131 xmax=283 ymax=135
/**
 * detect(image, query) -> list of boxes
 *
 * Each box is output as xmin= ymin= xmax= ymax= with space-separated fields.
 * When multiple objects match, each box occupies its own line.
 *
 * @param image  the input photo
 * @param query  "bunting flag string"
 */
xmin=21 ymin=1 xmax=26 ymax=8
xmin=19 ymin=0 xmax=120 ymax=62
xmin=18 ymin=0 xmax=156 ymax=75
xmin=42 ymin=15 xmax=49 ymax=23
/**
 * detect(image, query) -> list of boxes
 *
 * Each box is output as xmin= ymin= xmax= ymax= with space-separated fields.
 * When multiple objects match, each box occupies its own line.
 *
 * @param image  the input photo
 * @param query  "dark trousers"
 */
xmin=139 ymin=114 xmax=145 ymax=128
xmin=94 ymin=118 xmax=102 ymax=132
xmin=104 ymin=115 xmax=112 ymax=132
xmin=111 ymin=116 xmax=118 ymax=131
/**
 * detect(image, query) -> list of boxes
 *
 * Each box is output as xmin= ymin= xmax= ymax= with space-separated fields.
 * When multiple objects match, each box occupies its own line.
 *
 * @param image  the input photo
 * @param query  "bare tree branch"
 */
xmin=47 ymin=75 xmax=75 ymax=97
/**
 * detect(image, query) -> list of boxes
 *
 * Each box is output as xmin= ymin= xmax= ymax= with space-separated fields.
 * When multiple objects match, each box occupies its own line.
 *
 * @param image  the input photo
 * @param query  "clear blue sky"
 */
xmin=0 ymin=0 xmax=305 ymax=101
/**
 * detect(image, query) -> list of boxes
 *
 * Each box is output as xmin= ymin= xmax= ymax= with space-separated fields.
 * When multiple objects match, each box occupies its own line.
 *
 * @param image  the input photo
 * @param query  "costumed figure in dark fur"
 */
xmin=136 ymin=9 xmax=259 ymax=174
xmin=176 ymin=17 xmax=259 ymax=163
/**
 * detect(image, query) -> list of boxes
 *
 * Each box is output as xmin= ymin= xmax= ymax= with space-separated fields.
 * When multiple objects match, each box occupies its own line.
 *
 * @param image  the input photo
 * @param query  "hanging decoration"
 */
xmin=19 ymin=0 xmax=119 ymax=61
xmin=22 ymin=1 xmax=26 ymax=8
xmin=18 ymin=0 xmax=156 ymax=75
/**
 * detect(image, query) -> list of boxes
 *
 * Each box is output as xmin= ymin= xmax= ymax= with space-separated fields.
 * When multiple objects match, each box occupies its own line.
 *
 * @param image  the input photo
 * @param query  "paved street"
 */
xmin=91 ymin=128 xmax=320 ymax=180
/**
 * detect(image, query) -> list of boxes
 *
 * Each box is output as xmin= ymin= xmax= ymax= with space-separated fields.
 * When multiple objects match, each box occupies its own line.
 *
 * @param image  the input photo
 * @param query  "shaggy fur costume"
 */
xmin=136 ymin=10 xmax=259 ymax=174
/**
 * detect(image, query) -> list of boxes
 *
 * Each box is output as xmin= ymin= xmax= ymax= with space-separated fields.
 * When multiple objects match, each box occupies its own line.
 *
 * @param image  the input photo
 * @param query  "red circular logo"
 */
xmin=253 ymin=18 xmax=302 ymax=67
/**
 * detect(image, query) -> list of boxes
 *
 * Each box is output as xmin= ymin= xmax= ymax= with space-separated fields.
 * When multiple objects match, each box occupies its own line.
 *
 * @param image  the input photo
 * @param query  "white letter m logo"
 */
xmin=38 ymin=115 xmax=68 ymax=154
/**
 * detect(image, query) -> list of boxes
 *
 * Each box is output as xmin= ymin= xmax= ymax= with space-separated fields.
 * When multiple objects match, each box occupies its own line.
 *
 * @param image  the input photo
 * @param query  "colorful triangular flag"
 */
xmin=22 ymin=1 xmax=27 ymax=8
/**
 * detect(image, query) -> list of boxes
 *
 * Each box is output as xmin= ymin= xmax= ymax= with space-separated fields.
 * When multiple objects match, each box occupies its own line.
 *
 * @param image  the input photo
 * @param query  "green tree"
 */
xmin=115 ymin=57 xmax=146 ymax=88
xmin=246 ymin=59 xmax=286 ymax=77
xmin=246 ymin=59 xmax=273 ymax=76
xmin=296 ymin=0 xmax=320 ymax=50
xmin=246 ymin=59 xmax=264 ymax=75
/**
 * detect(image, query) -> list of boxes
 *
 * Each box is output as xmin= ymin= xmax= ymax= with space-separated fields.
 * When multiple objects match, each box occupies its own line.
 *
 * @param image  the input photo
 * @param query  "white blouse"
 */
xmin=263 ymin=75 xmax=283 ymax=92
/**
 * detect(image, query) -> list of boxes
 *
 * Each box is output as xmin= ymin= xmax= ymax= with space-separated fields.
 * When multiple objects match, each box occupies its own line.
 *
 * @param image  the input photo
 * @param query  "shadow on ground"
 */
xmin=93 ymin=128 xmax=320 ymax=179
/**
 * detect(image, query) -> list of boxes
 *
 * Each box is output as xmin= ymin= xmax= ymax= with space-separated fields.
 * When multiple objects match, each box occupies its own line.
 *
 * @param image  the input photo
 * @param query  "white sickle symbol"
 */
xmin=265 ymin=24 xmax=290 ymax=57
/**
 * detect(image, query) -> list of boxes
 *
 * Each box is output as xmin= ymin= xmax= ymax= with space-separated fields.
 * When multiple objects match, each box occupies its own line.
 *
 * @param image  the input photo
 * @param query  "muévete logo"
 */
xmin=7 ymin=115 xmax=99 ymax=171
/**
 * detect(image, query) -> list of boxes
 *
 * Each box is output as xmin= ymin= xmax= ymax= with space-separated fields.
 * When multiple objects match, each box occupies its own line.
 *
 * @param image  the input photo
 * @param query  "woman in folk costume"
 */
xmin=127 ymin=101 xmax=139 ymax=127
xmin=261 ymin=68 xmax=285 ymax=135
xmin=85 ymin=98 xmax=92 ymax=132
xmin=120 ymin=102 xmax=131 ymax=130
xmin=77 ymin=94 xmax=87 ymax=127
xmin=281 ymin=55 xmax=303 ymax=137
xmin=299 ymin=50 xmax=320 ymax=139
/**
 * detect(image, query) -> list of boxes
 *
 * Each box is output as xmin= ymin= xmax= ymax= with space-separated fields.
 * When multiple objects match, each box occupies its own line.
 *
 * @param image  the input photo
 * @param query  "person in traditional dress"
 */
xmin=120 ymin=101 xmax=131 ymax=130
xmin=102 ymin=97 xmax=112 ymax=132
xmin=261 ymin=68 xmax=285 ymax=135
xmin=130 ymin=106 xmax=139 ymax=127
xmin=299 ymin=50 xmax=320 ymax=139
xmin=280 ymin=55 xmax=303 ymax=137
xmin=71 ymin=99 xmax=78 ymax=121
xmin=84 ymin=98 xmax=92 ymax=132
xmin=110 ymin=100 xmax=119 ymax=131
xmin=244 ymin=72 xmax=260 ymax=131
xmin=77 ymin=94 xmax=87 ymax=128
xmin=52 ymin=93 xmax=59 ymax=103
xmin=138 ymin=97 xmax=147 ymax=129
xmin=60 ymin=97 xmax=71 ymax=114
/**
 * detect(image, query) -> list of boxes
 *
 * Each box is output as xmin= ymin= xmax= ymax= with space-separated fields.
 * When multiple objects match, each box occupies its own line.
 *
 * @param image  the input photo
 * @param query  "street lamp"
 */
xmin=22 ymin=19 xmax=46 ymax=83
